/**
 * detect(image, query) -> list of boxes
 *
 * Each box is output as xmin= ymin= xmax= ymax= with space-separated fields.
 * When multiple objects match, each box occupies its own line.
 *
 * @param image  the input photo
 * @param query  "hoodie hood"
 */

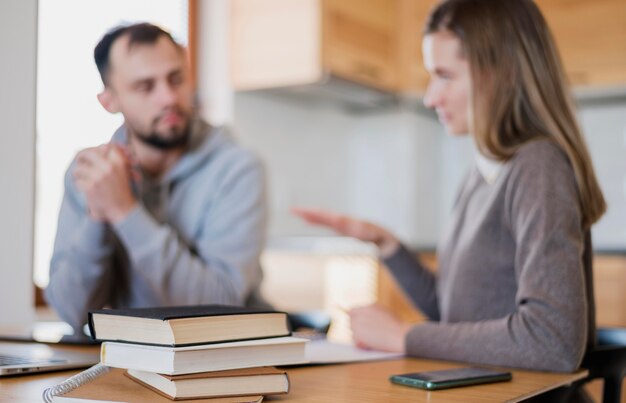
xmin=110 ymin=116 xmax=236 ymax=184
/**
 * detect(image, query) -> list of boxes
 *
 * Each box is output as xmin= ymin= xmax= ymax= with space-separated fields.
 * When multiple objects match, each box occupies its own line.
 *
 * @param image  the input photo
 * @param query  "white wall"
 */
xmin=346 ymin=109 xmax=442 ymax=246
xmin=233 ymin=93 xmax=357 ymax=237
xmin=579 ymin=99 xmax=626 ymax=249
xmin=232 ymin=93 xmax=447 ymax=248
xmin=231 ymin=91 xmax=626 ymax=251
xmin=0 ymin=0 xmax=37 ymax=323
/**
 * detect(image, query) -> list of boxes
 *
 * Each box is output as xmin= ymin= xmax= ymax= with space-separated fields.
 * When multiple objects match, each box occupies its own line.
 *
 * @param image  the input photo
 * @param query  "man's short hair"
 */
xmin=94 ymin=22 xmax=181 ymax=86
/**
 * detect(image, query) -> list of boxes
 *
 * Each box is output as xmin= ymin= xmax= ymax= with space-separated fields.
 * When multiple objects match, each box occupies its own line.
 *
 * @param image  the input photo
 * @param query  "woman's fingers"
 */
xmin=291 ymin=208 xmax=345 ymax=233
xmin=292 ymin=207 xmax=396 ymax=249
xmin=292 ymin=208 xmax=369 ymax=237
xmin=291 ymin=208 xmax=336 ymax=225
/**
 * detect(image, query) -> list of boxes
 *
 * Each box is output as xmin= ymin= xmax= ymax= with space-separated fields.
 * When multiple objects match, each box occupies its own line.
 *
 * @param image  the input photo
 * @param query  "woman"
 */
xmin=294 ymin=0 xmax=605 ymax=376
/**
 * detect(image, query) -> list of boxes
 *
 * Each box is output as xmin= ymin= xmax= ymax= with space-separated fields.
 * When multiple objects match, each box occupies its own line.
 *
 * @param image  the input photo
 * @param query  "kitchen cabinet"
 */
xmin=230 ymin=0 xmax=626 ymax=98
xmin=230 ymin=0 xmax=403 ymax=92
xmin=537 ymin=0 xmax=626 ymax=88
xmin=398 ymin=0 xmax=626 ymax=94
xmin=397 ymin=0 xmax=438 ymax=97
xmin=322 ymin=0 xmax=403 ymax=91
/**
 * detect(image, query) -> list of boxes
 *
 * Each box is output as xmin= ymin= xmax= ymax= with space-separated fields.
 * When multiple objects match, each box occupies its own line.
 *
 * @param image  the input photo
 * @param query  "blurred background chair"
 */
xmin=578 ymin=327 xmax=626 ymax=403
xmin=287 ymin=310 xmax=331 ymax=335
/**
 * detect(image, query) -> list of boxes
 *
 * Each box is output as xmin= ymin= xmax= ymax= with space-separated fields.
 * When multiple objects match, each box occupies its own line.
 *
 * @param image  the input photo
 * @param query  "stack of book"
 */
xmin=88 ymin=305 xmax=307 ymax=401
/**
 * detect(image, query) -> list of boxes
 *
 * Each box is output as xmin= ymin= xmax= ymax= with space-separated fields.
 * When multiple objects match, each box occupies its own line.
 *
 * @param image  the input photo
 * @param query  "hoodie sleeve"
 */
xmin=45 ymin=165 xmax=115 ymax=331
xmin=111 ymin=149 xmax=267 ymax=307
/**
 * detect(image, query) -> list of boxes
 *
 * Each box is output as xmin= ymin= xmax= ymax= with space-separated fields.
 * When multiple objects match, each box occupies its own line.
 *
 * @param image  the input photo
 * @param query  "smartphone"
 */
xmin=389 ymin=366 xmax=512 ymax=390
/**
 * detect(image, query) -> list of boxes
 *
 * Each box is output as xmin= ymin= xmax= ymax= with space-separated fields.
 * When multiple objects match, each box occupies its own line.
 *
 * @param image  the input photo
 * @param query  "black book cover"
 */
xmin=90 ymin=304 xmax=284 ymax=320
xmin=88 ymin=304 xmax=290 ymax=345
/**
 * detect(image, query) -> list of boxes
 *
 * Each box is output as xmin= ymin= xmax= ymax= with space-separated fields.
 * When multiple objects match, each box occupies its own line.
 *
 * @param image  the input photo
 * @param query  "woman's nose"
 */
xmin=423 ymin=81 xmax=439 ymax=109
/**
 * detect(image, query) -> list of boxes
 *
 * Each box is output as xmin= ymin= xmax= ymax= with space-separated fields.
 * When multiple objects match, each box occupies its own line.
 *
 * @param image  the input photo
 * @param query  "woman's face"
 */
xmin=422 ymin=30 xmax=471 ymax=136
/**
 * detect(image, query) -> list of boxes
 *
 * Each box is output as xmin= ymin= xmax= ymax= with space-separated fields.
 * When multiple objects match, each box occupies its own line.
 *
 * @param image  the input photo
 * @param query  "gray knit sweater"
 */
xmin=384 ymin=139 xmax=595 ymax=372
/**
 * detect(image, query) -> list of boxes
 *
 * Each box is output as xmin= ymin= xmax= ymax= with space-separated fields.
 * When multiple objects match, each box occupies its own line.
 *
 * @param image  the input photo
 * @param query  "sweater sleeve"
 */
xmin=403 ymin=143 xmax=589 ymax=372
xmin=383 ymin=245 xmax=440 ymax=320
xmin=45 ymin=166 xmax=115 ymax=331
xmin=111 ymin=152 xmax=267 ymax=308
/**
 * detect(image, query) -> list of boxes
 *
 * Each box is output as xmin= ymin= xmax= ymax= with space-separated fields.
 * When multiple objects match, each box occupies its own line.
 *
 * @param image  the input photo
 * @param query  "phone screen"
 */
xmin=390 ymin=367 xmax=512 ymax=390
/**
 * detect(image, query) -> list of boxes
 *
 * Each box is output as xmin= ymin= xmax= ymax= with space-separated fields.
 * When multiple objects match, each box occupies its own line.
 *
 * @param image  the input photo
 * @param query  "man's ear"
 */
xmin=97 ymin=88 xmax=120 ymax=114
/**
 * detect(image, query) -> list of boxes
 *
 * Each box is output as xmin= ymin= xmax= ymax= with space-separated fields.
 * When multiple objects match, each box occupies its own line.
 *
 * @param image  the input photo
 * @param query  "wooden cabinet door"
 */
xmin=398 ymin=0 xmax=438 ymax=96
xmin=232 ymin=1 xmax=626 ymax=95
xmin=230 ymin=0 xmax=323 ymax=90
xmin=398 ymin=0 xmax=626 ymax=93
xmin=537 ymin=0 xmax=626 ymax=87
xmin=593 ymin=256 xmax=626 ymax=327
xmin=322 ymin=0 xmax=402 ymax=92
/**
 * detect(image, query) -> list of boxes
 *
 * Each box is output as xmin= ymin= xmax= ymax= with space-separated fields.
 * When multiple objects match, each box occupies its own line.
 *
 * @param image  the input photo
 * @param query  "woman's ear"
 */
xmin=97 ymin=89 xmax=120 ymax=114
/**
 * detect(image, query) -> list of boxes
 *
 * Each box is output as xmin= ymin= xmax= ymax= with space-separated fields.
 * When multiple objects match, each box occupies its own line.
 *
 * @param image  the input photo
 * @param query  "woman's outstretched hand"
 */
xmin=291 ymin=208 xmax=400 ymax=258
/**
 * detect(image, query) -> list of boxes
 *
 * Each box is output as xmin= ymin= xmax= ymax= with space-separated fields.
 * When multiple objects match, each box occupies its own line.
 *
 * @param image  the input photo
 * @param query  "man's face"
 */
xmin=103 ymin=35 xmax=194 ymax=148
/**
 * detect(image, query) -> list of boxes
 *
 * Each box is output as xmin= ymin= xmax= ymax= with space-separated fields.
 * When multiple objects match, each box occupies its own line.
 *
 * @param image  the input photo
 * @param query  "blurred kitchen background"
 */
xmin=29 ymin=0 xmax=626 ymax=342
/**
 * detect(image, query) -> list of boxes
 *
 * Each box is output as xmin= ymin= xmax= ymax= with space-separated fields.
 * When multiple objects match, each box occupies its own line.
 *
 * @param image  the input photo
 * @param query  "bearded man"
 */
xmin=45 ymin=23 xmax=268 ymax=334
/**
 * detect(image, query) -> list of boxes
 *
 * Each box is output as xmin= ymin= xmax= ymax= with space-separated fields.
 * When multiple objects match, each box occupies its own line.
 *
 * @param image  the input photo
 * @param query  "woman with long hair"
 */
xmin=294 ymin=0 xmax=605 ymax=382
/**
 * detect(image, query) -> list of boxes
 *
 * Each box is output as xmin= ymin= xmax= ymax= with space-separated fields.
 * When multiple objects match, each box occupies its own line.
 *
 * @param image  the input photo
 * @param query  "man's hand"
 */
xmin=73 ymin=144 xmax=137 ymax=224
xmin=349 ymin=304 xmax=412 ymax=353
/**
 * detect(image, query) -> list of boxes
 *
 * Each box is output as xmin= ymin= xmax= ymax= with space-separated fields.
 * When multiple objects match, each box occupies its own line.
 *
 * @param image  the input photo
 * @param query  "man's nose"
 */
xmin=156 ymin=82 xmax=178 ymax=106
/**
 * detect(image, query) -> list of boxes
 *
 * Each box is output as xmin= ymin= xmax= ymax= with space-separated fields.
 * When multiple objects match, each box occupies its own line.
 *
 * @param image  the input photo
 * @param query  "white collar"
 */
xmin=476 ymin=153 xmax=503 ymax=185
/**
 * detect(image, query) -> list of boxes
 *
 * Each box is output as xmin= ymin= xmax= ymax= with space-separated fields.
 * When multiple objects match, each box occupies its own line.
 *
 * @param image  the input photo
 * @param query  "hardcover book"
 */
xmin=100 ymin=336 xmax=308 ymax=375
xmin=88 ymin=305 xmax=290 ymax=347
xmin=126 ymin=367 xmax=289 ymax=400
xmin=43 ymin=364 xmax=263 ymax=403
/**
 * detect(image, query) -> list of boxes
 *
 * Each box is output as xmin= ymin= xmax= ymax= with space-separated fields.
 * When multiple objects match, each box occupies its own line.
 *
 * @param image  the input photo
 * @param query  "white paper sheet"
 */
xmin=303 ymin=339 xmax=404 ymax=364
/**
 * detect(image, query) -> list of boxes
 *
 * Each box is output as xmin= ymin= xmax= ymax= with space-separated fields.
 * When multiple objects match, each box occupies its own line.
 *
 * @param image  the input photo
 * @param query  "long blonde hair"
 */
xmin=425 ymin=0 xmax=606 ymax=228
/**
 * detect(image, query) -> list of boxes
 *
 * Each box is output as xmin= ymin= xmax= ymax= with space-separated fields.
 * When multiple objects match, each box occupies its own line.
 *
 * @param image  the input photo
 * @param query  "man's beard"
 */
xmin=133 ymin=115 xmax=191 ymax=150
xmin=135 ymin=128 xmax=190 ymax=150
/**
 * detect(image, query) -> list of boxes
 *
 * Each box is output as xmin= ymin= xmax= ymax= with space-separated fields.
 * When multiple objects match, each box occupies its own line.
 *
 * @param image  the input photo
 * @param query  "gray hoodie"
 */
xmin=45 ymin=118 xmax=268 ymax=331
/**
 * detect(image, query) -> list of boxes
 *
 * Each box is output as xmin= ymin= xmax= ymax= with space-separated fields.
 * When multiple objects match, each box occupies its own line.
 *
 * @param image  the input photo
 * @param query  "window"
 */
xmin=35 ymin=0 xmax=189 ymax=287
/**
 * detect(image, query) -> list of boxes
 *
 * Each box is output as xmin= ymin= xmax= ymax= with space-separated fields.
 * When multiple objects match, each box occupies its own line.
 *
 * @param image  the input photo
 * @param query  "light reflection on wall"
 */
xmin=261 ymin=248 xmax=378 ymax=344
xmin=324 ymin=256 xmax=378 ymax=343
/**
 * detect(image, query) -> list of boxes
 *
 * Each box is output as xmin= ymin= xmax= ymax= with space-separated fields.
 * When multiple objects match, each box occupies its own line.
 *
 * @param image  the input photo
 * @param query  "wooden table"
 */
xmin=271 ymin=359 xmax=587 ymax=402
xmin=1 ymin=352 xmax=587 ymax=402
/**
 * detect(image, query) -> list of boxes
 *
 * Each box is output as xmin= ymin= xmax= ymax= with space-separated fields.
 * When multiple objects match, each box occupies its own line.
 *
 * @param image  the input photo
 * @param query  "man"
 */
xmin=45 ymin=23 xmax=268 ymax=333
